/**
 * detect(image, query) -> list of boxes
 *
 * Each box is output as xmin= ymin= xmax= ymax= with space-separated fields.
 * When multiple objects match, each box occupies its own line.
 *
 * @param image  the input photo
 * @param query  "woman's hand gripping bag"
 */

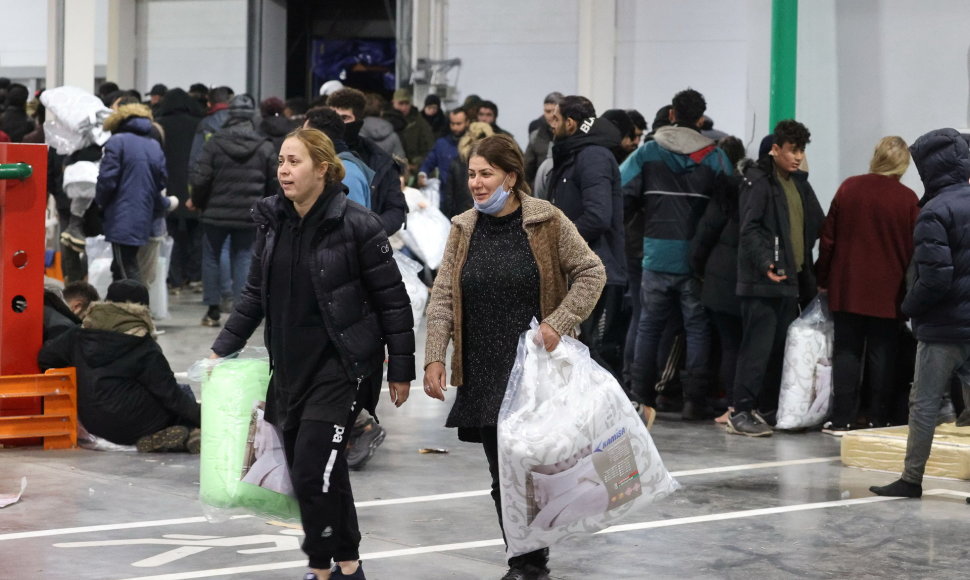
xmin=775 ymin=295 xmax=835 ymax=430
xmin=194 ymin=348 xmax=300 ymax=521
xmin=497 ymin=320 xmax=679 ymax=557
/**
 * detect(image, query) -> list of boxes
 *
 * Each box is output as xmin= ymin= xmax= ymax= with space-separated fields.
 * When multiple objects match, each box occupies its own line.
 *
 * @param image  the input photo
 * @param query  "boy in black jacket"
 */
xmin=38 ymin=280 xmax=201 ymax=452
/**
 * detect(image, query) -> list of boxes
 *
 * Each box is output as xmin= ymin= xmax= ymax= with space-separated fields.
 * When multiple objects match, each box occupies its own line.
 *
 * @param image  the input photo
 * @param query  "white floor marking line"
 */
xmin=355 ymin=457 xmax=842 ymax=508
xmin=0 ymin=515 xmax=253 ymax=542
xmin=356 ymin=489 xmax=491 ymax=507
xmin=0 ymin=456 xmax=841 ymax=541
xmin=669 ymin=456 xmax=839 ymax=477
xmin=118 ymin=491 xmax=929 ymax=580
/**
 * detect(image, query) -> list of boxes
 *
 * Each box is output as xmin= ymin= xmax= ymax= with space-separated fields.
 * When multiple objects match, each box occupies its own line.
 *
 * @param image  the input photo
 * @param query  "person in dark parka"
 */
xmin=547 ymin=96 xmax=627 ymax=386
xmin=871 ymin=129 xmax=970 ymax=499
xmin=96 ymin=103 xmax=168 ymax=284
xmin=730 ymin=119 xmax=824 ymax=437
xmin=210 ymin=128 xmax=414 ymax=579
xmin=38 ymin=280 xmax=201 ymax=450
xmin=155 ymin=88 xmax=205 ymax=289
xmin=189 ymin=93 xmax=277 ymax=327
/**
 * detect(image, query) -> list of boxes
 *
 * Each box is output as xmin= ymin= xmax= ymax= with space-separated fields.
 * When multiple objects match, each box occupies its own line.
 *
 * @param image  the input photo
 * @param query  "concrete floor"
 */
xmin=2 ymin=290 xmax=969 ymax=579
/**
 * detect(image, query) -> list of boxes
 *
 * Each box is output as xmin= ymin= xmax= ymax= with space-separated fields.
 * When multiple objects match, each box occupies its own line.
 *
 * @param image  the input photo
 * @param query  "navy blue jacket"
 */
xmin=548 ymin=117 xmax=627 ymax=286
xmin=419 ymin=132 xmax=461 ymax=190
xmin=95 ymin=111 xmax=167 ymax=246
xmin=902 ymin=129 xmax=970 ymax=342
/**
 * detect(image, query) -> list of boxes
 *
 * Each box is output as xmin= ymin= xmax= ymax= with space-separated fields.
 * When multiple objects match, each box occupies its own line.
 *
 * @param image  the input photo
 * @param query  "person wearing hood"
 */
xmin=870 ymin=129 xmax=970 ymax=500
xmin=729 ymin=119 xmax=823 ymax=437
xmin=327 ymin=87 xmax=407 ymax=235
xmin=96 ymin=103 xmax=168 ymax=284
xmin=188 ymin=85 xmax=233 ymax=168
xmin=620 ymin=88 xmax=733 ymax=425
xmin=188 ymin=93 xmax=277 ymax=327
xmin=420 ymin=93 xmax=447 ymax=138
xmin=259 ymin=96 xmax=297 ymax=153
xmin=38 ymin=279 xmax=201 ymax=452
xmin=210 ymin=128 xmax=414 ymax=580
xmin=547 ymin=96 xmax=628 ymax=389
xmin=358 ymin=92 xmax=406 ymax=160
xmin=156 ymin=88 xmax=205 ymax=291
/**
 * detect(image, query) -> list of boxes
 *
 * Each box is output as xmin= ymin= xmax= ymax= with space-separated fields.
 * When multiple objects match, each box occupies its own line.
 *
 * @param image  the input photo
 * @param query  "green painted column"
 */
xmin=770 ymin=0 xmax=798 ymax=128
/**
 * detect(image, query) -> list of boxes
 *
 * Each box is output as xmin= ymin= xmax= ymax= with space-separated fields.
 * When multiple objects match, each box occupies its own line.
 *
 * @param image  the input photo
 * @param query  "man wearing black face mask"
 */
xmin=327 ymin=88 xmax=407 ymax=235
xmin=547 ymin=95 xmax=627 ymax=388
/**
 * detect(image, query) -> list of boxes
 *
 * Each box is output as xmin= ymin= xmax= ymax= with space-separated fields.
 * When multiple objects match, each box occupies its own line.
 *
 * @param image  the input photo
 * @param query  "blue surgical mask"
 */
xmin=474 ymin=178 xmax=512 ymax=215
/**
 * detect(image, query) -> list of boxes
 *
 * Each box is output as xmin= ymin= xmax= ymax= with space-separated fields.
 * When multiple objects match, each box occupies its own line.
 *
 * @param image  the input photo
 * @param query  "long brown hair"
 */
xmin=467 ymin=134 xmax=531 ymax=195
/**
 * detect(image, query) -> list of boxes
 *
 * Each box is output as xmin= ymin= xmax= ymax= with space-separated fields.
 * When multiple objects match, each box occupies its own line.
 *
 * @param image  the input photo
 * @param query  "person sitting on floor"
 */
xmin=37 ymin=279 xmax=201 ymax=453
xmin=43 ymin=281 xmax=100 ymax=343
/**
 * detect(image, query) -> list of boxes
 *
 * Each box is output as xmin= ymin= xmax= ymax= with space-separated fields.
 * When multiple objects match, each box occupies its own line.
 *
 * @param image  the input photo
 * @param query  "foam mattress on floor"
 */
xmin=841 ymin=424 xmax=970 ymax=480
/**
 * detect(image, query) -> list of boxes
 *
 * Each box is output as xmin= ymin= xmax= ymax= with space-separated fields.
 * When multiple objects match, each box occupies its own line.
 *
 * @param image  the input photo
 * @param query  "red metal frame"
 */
xmin=0 ymin=144 xmax=49 ymax=437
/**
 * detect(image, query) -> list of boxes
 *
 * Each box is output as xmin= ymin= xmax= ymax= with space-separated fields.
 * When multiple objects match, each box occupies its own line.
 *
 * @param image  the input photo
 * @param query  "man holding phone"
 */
xmin=729 ymin=120 xmax=825 ymax=437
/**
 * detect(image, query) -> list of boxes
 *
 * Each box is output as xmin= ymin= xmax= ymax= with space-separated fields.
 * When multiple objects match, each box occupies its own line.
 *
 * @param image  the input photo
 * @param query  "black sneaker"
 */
xmin=869 ymin=478 xmax=922 ymax=498
xmin=821 ymin=421 xmax=853 ymax=436
xmin=726 ymin=411 xmax=773 ymax=437
xmin=330 ymin=561 xmax=365 ymax=579
xmin=957 ymin=409 xmax=970 ymax=428
xmin=136 ymin=425 xmax=190 ymax=453
xmin=346 ymin=422 xmax=386 ymax=470
xmin=501 ymin=564 xmax=550 ymax=580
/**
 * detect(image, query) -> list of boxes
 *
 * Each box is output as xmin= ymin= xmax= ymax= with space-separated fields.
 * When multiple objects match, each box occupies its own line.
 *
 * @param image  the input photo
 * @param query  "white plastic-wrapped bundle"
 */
xmin=41 ymin=86 xmax=111 ymax=155
xmin=498 ymin=320 xmax=679 ymax=557
xmin=775 ymin=296 xmax=835 ymax=430
xmin=148 ymin=237 xmax=174 ymax=319
xmin=393 ymin=252 xmax=428 ymax=328
xmin=399 ymin=205 xmax=451 ymax=270
xmin=85 ymin=235 xmax=114 ymax=299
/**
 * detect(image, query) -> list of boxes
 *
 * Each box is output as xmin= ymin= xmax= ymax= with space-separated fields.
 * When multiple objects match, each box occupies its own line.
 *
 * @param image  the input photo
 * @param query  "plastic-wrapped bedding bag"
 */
xmin=398 ymin=204 xmax=451 ymax=270
xmin=394 ymin=252 xmax=428 ymax=328
xmin=498 ymin=319 xmax=679 ymax=557
xmin=85 ymin=235 xmax=114 ymax=299
xmin=190 ymin=347 xmax=300 ymax=522
xmin=775 ymin=295 xmax=835 ymax=430
xmin=40 ymin=86 xmax=111 ymax=155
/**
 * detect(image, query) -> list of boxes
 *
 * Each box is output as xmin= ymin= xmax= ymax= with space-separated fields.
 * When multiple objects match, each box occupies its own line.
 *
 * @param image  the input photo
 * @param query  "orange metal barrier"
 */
xmin=0 ymin=368 xmax=77 ymax=450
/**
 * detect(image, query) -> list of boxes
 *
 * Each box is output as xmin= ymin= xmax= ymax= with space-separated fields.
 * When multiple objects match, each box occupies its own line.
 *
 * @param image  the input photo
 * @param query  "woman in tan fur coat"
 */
xmin=423 ymin=134 xmax=605 ymax=580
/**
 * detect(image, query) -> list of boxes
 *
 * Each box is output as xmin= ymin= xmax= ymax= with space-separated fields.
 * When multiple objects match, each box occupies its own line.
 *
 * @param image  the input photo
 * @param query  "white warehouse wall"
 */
xmin=799 ymin=0 xmax=970 ymax=209
xmin=444 ymin=0 xmax=581 ymax=146
xmin=135 ymin=0 xmax=247 ymax=95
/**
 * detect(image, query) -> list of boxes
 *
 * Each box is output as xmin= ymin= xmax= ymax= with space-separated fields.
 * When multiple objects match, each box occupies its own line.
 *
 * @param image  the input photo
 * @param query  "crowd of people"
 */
xmin=7 ymin=73 xmax=970 ymax=580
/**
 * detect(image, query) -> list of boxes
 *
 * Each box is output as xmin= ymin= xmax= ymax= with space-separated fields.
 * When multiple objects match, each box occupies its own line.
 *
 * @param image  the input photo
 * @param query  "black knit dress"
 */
xmin=447 ymin=208 xmax=541 ymax=440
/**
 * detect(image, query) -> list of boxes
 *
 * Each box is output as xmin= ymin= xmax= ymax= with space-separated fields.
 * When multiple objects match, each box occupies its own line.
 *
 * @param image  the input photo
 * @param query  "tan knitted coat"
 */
xmin=424 ymin=192 xmax=606 ymax=386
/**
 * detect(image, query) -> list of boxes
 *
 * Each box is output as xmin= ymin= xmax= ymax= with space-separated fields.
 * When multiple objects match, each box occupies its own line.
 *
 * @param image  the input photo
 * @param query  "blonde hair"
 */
xmin=458 ymin=121 xmax=495 ymax=160
xmin=869 ymin=136 xmax=910 ymax=177
xmin=284 ymin=127 xmax=346 ymax=184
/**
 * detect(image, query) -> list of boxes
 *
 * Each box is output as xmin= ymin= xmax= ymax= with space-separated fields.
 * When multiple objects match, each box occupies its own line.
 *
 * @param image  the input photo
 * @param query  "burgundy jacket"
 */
xmin=815 ymin=173 xmax=919 ymax=319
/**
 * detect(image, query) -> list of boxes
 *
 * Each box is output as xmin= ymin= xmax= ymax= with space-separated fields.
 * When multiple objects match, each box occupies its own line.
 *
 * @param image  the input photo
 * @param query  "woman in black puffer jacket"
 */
xmin=210 ymin=128 xmax=414 ymax=580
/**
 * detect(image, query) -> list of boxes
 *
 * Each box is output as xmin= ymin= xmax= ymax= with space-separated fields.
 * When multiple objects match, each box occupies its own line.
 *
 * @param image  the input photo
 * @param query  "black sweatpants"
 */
xmin=733 ymin=296 xmax=796 ymax=414
xmin=480 ymin=426 xmax=549 ymax=569
xmin=283 ymin=409 xmax=362 ymax=569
